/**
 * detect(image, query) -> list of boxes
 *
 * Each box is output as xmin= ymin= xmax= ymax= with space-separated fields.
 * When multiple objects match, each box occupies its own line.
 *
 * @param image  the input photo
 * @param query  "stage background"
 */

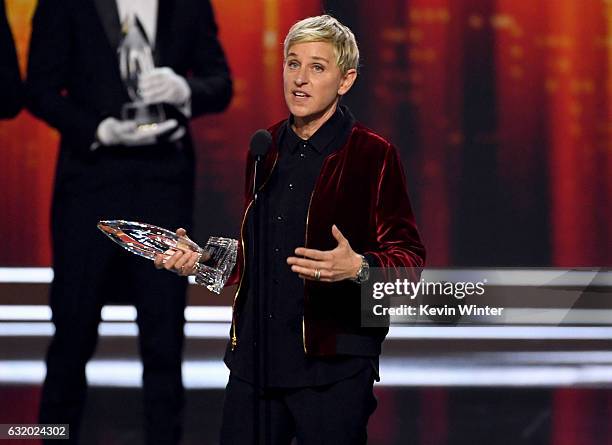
xmin=0 ymin=0 xmax=611 ymax=267
xmin=1 ymin=2 xmax=612 ymax=444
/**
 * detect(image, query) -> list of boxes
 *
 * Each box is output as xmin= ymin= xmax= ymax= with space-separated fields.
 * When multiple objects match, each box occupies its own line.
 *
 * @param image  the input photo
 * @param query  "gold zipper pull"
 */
xmin=302 ymin=316 xmax=307 ymax=353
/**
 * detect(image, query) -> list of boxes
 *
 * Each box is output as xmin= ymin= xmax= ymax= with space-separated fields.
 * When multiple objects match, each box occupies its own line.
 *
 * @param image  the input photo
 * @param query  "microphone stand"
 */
xmin=247 ymin=129 xmax=272 ymax=445
xmin=251 ymin=154 xmax=267 ymax=445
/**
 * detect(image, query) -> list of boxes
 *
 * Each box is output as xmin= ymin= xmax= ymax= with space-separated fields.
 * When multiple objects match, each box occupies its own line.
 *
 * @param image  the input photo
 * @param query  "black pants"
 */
xmin=39 ymin=176 xmax=192 ymax=445
xmin=220 ymin=367 xmax=378 ymax=445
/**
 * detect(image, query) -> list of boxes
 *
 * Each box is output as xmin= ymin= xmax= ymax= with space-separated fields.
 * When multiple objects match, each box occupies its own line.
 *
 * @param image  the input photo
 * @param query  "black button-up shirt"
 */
xmin=225 ymin=106 xmax=374 ymax=387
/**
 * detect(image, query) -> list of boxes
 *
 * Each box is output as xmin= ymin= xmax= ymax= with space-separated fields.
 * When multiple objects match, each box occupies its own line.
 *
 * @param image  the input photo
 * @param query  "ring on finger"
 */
xmin=314 ymin=269 xmax=321 ymax=281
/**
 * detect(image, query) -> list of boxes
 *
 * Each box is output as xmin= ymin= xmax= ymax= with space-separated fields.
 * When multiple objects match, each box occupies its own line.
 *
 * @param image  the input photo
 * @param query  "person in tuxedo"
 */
xmin=0 ymin=0 xmax=22 ymax=118
xmin=26 ymin=0 xmax=232 ymax=444
xmin=157 ymin=15 xmax=425 ymax=445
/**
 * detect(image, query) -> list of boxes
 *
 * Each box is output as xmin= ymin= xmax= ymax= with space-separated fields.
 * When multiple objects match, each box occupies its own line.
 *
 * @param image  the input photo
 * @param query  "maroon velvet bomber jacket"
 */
xmin=225 ymin=118 xmax=426 ymax=357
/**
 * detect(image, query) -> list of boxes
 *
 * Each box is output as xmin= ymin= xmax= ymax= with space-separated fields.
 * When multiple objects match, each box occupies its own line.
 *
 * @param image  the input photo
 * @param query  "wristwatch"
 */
xmin=352 ymin=254 xmax=370 ymax=284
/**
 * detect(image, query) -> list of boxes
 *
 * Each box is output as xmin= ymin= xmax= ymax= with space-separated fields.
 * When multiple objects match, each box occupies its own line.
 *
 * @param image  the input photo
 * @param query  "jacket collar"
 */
xmin=94 ymin=0 xmax=122 ymax=51
xmin=249 ymin=106 xmax=356 ymax=200
xmin=153 ymin=0 xmax=173 ymax=65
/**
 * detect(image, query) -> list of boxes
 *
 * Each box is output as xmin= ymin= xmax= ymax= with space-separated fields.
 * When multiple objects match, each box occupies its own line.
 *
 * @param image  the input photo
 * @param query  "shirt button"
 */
xmin=299 ymin=152 xmax=305 ymax=158
xmin=274 ymin=247 xmax=280 ymax=253
xmin=288 ymin=183 xmax=294 ymax=190
xmin=276 ymin=215 xmax=283 ymax=221
xmin=268 ymin=313 xmax=274 ymax=319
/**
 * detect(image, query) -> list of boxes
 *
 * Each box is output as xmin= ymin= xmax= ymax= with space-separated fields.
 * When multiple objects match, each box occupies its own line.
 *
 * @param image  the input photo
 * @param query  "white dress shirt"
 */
xmin=116 ymin=0 xmax=158 ymax=46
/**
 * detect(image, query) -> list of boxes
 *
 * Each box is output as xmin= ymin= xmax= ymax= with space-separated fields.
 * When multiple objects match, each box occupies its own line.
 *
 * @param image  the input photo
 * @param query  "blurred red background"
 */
xmin=0 ymin=0 xmax=610 ymax=267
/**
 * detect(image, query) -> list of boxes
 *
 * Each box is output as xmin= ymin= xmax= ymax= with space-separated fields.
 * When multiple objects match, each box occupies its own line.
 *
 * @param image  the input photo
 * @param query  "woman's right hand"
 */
xmin=154 ymin=228 xmax=204 ymax=276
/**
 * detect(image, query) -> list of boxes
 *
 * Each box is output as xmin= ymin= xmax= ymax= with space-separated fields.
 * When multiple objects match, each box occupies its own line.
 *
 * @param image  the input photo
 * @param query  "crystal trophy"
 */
xmin=97 ymin=220 xmax=238 ymax=294
xmin=118 ymin=14 xmax=165 ymax=130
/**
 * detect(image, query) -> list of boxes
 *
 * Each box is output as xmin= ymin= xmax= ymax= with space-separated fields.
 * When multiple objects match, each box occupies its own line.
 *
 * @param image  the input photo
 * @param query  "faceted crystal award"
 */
xmin=97 ymin=220 xmax=238 ymax=294
xmin=118 ymin=14 xmax=165 ymax=130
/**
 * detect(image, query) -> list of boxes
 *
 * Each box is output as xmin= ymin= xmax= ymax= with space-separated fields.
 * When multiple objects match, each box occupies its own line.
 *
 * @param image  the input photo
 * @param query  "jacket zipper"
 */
xmin=301 ymin=149 xmax=339 ymax=354
xmin=230 ymin=199 xmax=253 ymax=350
xmin=302 ymin=189 xmax=316 ymax=353
xmin=230 ymin=154 xmax=278 ymax=350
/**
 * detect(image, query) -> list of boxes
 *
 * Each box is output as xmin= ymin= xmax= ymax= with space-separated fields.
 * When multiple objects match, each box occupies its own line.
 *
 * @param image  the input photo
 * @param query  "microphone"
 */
xmin=249 ymin=129 xmax=272 ymax=160
xmin=249 ymin=129 xmax=272 ymax=198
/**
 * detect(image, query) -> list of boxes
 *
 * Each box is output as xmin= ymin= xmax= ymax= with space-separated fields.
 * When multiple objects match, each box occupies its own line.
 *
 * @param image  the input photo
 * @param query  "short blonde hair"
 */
xmin=283 ymin=15 xmax=359 ymax=74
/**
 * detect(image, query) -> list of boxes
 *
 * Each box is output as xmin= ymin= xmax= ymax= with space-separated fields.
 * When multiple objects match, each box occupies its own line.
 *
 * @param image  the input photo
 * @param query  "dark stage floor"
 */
xmin=1 ymin=280 xmax=611 ymax=444
xmin=2 ymin=383 xmax=612 ymax=444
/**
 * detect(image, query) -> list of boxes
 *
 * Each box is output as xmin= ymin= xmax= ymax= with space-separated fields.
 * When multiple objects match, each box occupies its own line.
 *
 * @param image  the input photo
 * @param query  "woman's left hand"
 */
xmin=287 ymin=225 xmax=362 ymax=282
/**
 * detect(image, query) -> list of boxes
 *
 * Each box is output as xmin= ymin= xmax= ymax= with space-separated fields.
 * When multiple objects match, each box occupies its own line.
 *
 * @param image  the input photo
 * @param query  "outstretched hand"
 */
xmin=154 ymin=228 xmax=210 ymax=277
xmin=287 ymin=225 xmax=362 ymax=282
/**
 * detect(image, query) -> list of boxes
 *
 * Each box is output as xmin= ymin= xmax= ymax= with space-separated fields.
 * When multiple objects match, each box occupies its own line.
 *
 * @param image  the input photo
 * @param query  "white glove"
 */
xmin=139 ymin=67 xmax=191 ymax=108
xmin=94 ymin=117 xmax=178 ymax=147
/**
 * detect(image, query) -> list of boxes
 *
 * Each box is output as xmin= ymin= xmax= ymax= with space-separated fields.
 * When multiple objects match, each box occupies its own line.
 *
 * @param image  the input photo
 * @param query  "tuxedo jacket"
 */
xmin=0 ymin=0 xmax=22 ymax=118
xmin=26 ymin=0 xmax=232 ymax=192
xmin=227 ymin=117 xmax=426 ymax=357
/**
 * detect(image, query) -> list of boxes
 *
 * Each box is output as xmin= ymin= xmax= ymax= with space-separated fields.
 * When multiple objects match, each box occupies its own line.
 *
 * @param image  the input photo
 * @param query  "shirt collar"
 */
xmin=286 ymin=107 xmax=345 ymax=154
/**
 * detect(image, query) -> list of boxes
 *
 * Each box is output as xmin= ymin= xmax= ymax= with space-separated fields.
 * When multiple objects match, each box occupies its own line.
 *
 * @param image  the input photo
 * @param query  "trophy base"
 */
xmin=194 ymin=237 xmax=239 ymax=294
xmin=121 ymin=102 xmax=166 ymax=130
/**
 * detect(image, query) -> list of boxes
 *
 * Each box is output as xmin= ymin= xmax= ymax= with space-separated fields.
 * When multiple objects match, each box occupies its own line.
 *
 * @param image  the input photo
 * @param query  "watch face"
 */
xmin=361 ymin=266 xmax=370 ymax=282
xmin=358 ymin=257 xmax=369 ymax=283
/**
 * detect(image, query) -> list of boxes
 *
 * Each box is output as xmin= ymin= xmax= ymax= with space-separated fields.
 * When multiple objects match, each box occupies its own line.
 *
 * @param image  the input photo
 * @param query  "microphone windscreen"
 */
xmin=249 ymin=129 xmax=272 ymax=157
